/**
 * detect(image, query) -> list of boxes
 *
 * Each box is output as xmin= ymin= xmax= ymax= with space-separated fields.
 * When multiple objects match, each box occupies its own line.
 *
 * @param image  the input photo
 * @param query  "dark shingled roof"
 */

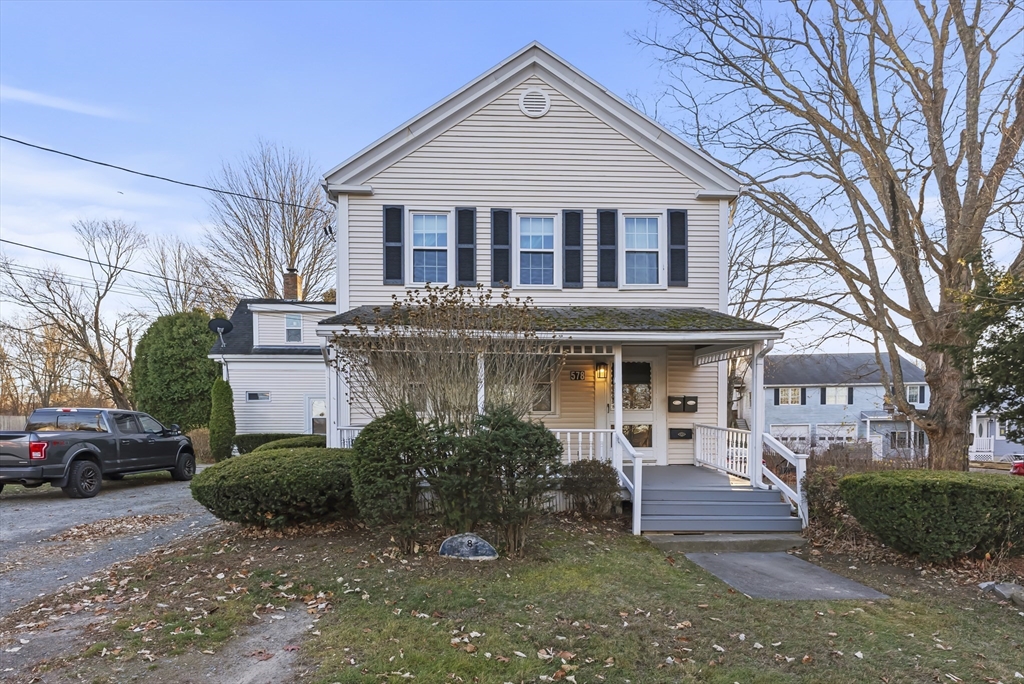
xmin=321 ymin=306 xmax=777 ymax=333
xmin=765 ymin=353 xmax=926 ymax=387
xmin=209 ymin=299 xmax=330 ymax=357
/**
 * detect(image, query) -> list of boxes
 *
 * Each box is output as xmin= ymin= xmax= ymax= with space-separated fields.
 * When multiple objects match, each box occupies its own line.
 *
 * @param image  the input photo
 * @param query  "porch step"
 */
xmin=641 ymin=500 xmax=792 ymax=517
xmin=639 ymin=487 xmax=784 ymax=503
xmin=642 ymin=515 xmax=803 ymax=533
xmin=645 ymin=533 xmax=806 ymax=554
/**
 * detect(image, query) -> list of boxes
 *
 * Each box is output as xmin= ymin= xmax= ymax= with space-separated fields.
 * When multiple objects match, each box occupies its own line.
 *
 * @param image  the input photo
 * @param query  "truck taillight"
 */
xmin=29 ymin=441 xmax=48 ymax=460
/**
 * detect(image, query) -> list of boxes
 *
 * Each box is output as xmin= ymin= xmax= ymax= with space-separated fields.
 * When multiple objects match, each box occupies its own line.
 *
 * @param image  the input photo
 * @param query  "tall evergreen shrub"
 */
xmin=209 ymin=378 xmax=236 ymax=462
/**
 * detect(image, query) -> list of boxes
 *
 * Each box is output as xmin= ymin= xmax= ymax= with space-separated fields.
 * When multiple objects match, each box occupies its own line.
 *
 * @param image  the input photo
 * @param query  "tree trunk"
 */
xmin=918 ymin=355 xmax=972 ymax=471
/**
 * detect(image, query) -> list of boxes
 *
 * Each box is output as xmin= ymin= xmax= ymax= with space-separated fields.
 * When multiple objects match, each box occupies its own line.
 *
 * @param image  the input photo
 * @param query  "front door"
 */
xmin=619 ymin=349 xmax=667 ymax=465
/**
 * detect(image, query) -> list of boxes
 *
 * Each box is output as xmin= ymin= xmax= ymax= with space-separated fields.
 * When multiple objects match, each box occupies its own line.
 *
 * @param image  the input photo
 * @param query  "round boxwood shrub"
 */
xmin=233 ymin=433 xmax=304 ymax=455
xmin=253 ymin=435 xmax=327 ymax=452
xmin=190 ymin=448 xmax=355 ymax=527
xmin=839 ymin=470 xmax=1024 ymax=561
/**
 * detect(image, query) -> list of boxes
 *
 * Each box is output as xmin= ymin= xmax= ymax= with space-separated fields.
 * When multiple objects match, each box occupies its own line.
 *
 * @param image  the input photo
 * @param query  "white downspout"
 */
xmin=749 ymin=339 xmax=774 ymax=489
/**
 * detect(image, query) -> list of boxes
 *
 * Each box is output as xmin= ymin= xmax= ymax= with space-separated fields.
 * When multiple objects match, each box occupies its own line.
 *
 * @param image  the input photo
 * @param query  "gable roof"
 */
xmin=323 ymin=42 xmax=742 ymax=197
xmin=209 ymin=299 xmax=331 ymax=357
xmin=765 ymin=353 xmax=926 ymax=387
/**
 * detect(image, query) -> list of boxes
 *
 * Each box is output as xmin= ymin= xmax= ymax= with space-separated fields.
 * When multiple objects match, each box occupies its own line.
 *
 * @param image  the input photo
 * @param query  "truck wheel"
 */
xmin=62 ymin=461 xmax=102 ymax=499
xmin=171 ymin=452 xmax=196 ymax=481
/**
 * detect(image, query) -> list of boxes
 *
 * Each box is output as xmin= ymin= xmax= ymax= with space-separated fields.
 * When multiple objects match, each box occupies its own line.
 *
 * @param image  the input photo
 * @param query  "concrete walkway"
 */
xmin=686 ymin=552 xmax=888 ymax=600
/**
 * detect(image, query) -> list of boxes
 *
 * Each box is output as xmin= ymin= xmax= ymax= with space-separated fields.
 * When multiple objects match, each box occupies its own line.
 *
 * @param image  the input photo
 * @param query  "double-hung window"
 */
xmin=411 ymin=213 xmax=449 ymax=284
xmin=823 ymin=386 xmax=847 ymax=404
xmin=517 ymin=215 xmax=557 ymax=286
xmin=624 ymin=217 xmax=660 ymax=285
xmin=285 ymin=314 xmax=302 ymax=343
xmin=779 ymin=387 xmax=801 ymax=405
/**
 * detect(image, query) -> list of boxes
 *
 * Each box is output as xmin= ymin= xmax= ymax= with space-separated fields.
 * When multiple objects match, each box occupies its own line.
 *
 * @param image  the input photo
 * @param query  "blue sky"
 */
xmin=0 ymin=0 xmax=666 ymax=274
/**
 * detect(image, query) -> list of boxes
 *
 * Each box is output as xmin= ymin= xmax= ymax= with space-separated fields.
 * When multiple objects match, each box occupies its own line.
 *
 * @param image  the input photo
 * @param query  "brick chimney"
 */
xmin=282 ymin=268 xmax=303 ymax=301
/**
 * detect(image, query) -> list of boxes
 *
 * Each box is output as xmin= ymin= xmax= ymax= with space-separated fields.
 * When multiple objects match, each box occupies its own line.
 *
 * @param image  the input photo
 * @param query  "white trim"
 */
xmin=247 ymin=303 xmax=336 ymax=313
xmin=335 ymin=193 xmax=350 ymax=312
xmin=208 ymin=354 xmax=325 ymax=362
xmin=323 ymin=184 xmax=373 ymax=196
xmin=251 ymin=307 xmax=259 ymax=345
xmin=405 ymin=207 xmax=456 ymax=287
xmin=305 ymin=394 xmax=327 ymax=435
xmin=285 ymin=313 xmax=304 ymax=344
xmin=322 ymin=43 xmax=742 ymax=195
xmin=513 ymin=210 xmax=562 ymax=290
xmin=696 ymin=190 xmax=740 ymax=200
xmin=617 ymin=211 xmax=668 ymax=290
xmin=718 ymin=199 xmax=729 ymax=312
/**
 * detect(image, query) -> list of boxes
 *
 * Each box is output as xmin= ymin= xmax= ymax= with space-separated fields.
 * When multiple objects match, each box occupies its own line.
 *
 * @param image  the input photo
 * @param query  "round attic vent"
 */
xmin=518 ymin=88 xmax=551 ymax=118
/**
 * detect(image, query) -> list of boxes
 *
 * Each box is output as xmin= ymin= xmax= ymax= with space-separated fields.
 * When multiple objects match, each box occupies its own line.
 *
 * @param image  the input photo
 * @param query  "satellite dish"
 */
xmin=208 ymin=318 xmax=233 ymax=348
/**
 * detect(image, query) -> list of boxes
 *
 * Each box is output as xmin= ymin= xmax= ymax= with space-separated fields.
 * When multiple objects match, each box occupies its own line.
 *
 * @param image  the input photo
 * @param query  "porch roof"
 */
xmin=319 ymin=306 xmax=778 ymax=335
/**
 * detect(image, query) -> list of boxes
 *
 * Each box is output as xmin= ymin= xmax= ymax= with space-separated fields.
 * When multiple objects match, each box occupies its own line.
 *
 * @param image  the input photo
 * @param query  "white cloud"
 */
xmin=0 ymin=84 xmax=123 ymax=119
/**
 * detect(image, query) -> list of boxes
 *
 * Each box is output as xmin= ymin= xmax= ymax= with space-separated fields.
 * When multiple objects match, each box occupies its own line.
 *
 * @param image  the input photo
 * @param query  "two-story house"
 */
xmin=750 ymin=352 xmax=929 ymax=459
xmin=209 ymin=273 xmax=335 ymax=436
xmin=312 ymin=43 xmax=805 ymax=536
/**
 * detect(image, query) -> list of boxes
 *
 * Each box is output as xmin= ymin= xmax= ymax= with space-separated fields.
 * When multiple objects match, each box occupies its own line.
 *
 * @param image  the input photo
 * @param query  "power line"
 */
xmin=0 ymin=134 xmax=333 ymax=219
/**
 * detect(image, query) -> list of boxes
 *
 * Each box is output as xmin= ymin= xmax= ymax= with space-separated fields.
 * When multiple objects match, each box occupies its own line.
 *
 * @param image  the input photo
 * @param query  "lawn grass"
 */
xmin=4 ymin=517 xmax=1021 ymax=683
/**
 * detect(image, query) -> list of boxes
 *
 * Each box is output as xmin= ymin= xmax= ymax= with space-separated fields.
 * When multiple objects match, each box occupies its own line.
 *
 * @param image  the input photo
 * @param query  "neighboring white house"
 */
xmin=313 ymin=43 xmax=805 ymax=535
xmin=971 ymin=413 xmax=1023 ymax=462
xmin=209 ymin=292 xmax=335 ymax=436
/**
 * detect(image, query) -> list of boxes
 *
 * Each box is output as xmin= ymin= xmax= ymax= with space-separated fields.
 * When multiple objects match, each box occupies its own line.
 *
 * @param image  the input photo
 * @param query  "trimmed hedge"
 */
xmin=562 ymin=459 xmax=621 ymax=517
xmin=253 ymin=435 xmax=327 ymax=452
xmin=233 ymin=433 xmax=304 ymax=455
xmin=190 ymin=448 xmax=356 ymax=527
xmin=839 ymin=470 xmax=1024 ymax=561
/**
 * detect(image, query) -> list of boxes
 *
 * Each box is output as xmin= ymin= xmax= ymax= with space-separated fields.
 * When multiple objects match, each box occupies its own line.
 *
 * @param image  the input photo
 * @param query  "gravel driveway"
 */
xmin=0 ymin=470 xmax=218 ymax=618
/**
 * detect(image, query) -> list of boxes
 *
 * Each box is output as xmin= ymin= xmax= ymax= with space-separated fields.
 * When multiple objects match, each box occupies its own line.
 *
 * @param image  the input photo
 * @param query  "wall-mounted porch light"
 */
xmin=595 ymin=362 xmax=609 ymax=380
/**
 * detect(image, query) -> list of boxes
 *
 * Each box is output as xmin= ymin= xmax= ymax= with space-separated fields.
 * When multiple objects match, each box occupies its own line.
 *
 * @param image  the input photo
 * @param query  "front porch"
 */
xmin=322 ymin=306 xmax=804 ymax=535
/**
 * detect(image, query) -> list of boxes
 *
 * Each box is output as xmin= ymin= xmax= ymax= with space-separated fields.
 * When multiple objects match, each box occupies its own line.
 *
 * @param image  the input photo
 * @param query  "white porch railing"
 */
xmin=552 ymin=429 xmax=614 ymax=464
xmin=694 ymin=424 xmax=750 ymax=478
xmin=337 ymin=427 xmax=362 ymax=448
xmin=761 ymin=433 xmax=808 ymax=527
xmin=970 ymin=436 xmax=996 ymax=460
xmin=611 ymin=431 xmax=644 ymax=535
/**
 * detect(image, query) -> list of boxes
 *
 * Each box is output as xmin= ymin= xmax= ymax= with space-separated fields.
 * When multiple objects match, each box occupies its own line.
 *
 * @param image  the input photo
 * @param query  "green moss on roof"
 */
xmin=321 ymin=306 xmax=776 ymax=333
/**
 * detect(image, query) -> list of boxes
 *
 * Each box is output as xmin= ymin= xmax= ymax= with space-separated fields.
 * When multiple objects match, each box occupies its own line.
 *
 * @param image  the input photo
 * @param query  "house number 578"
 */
xmin=569 ymin=371 xmax=585 ymax=381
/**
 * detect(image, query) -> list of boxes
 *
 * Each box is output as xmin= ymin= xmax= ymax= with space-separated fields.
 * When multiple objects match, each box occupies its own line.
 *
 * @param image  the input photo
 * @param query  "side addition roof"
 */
xmin=209 ymin=299 xmax=331 ymax=357
xmin=323 ymin=42 xmax=742 ymax=198
xmin=765 ymin=353 xmax=926 ymax=387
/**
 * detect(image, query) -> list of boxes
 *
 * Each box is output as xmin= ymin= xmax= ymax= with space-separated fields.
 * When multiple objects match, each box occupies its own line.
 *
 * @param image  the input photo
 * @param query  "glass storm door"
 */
xmin=616 ymin=351 xmax=666 ymax=464
xmin=308 ymin=397 xmax=327 ymax=435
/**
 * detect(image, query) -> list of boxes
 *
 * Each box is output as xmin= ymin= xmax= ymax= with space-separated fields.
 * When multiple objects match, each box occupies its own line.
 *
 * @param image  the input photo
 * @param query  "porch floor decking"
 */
xmin=622 ymin=464 xmax=752 ymax=492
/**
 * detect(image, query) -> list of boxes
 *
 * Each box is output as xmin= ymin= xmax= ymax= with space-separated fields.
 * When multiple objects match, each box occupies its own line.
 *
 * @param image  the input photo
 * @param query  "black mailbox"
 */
xmin=668 ymin=396 xmax=698 ymax=413
xmin=669 ymin=428 xmax=693 ymax=440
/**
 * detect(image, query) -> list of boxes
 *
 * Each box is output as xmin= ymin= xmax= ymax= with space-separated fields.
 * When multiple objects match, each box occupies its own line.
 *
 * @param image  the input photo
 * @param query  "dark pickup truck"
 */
xmin=0 ymin=408 xmax=195 ymax=498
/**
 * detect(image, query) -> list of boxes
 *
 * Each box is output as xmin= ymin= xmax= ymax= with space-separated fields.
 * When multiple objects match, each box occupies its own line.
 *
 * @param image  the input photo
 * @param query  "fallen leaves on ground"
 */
xmin=47 ymin=514 xmax=185 ymax=542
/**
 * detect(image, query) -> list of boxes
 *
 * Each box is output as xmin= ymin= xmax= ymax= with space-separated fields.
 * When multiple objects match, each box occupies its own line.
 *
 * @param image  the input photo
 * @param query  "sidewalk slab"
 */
xmin=685 ymin=551 xmax=888 ymax=600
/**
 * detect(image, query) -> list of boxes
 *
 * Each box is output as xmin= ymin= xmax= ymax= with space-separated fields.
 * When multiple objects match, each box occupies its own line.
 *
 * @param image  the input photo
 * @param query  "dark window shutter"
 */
xmin=920 ymin=385 xmax=926 ymax=403
xmin=774 ymin=388 xmax=780 ymax=405
xmin=668 ymin=209 xmax=688 ymax=286
xmin=383 ymin=206 xmax=404 ymax=285
xmin=456 ymin=207 xmax=476 ymax=286
xmin=597 ymin=209 xmax=617 ymax=287
xmin=848 ymin=387 xmax=854 ymax=404
xmin=491 ymin=209 xmax=511 ymax=287
xmin=563 ymin=210 xmax=583 ymax=288
xmin=800 ymin=388 xmax=807 ymax=405
xmin=820 ymin=388 xmax=826 ymax=404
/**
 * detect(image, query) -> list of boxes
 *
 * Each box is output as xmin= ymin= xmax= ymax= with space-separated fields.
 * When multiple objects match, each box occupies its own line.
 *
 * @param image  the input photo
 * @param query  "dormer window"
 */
xmin=285 ymin=314 xmax=302 ymax=343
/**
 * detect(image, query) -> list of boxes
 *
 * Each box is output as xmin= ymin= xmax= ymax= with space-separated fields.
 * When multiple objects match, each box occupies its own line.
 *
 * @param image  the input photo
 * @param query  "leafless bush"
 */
xmin=331 ymin=286 xmax=565 ymax=431
xmin=187 ymin=428 xmax=213 ymax=464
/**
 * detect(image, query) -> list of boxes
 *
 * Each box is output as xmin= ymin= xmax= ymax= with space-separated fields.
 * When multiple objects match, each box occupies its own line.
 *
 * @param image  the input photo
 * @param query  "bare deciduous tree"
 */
xmin=0 ymin=219 xmax=147 ymax=409
xmin=140 ymin=235 xmax=237 ymax=316
xmin=204 ymin=140 xmax=334 ymax=300
xmin=332 ymin=286 xmax=565 ymax=431
xmin=0 ymin=321 xmax=83 ymax=410
xmin=642 ymin=0 xmax=1024 ymax=469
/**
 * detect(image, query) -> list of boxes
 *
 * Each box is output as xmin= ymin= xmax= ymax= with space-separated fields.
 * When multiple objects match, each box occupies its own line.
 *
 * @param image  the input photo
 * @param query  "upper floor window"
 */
xmin=823 ymin=386 xmax=848 ymax=405
xmin=285 ymin=314 xmax=302 ymax=342
xmin=779 ymin=387 xmax=801 ymax=405
xmin=907 ymin=385 xmax=926 ymax=403
xmin=517 ymin=215 xmax=558 ymax=286
xmin=624 ymin=217 xmax=660 ymax=285
xmin=411 ymin=213 xmax=449 ymax=284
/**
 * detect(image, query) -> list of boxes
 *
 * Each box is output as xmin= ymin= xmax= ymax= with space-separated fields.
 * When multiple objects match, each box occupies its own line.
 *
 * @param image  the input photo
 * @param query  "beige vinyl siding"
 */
xmin=255 ymin=312 xmax=323 ymax=347
xmin=666 ymin=346 xmax=720 ymax=465
xmin=229 ymin=360 xmax=326 ymax=434
xmin=534 ymin=358 xmax=599 ymax=429
xmin=348 ymin=75 xmax=722 ymax=308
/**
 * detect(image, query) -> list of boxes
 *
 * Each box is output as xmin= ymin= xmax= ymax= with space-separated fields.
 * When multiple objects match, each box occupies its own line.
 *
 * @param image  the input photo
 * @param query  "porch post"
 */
xmin=749 ymin=340 xmax=769 ymax=488
xmin=477 ymin=354 xmax=486 ymax=414
xmin=613 ymin=344 xmax=623 ymax=435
